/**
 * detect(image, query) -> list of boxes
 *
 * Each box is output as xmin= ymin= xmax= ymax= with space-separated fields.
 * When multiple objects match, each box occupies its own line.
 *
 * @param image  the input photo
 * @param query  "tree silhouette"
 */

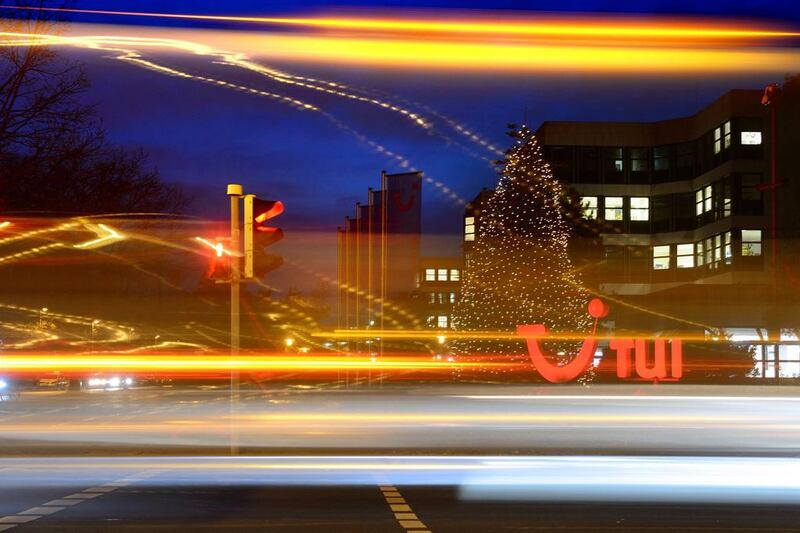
xmin=0 ymin=1 xmax=189 ymax=214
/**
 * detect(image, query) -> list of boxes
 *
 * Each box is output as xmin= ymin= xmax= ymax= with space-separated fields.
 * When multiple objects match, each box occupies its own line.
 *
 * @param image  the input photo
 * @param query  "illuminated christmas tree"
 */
xmin=452 ymin=125 xmax=591 ymax=367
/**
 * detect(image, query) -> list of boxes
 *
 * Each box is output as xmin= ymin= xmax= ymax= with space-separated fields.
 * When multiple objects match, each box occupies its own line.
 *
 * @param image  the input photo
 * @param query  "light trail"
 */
xmin=73 ymin=223 xmax=125 ymax=249
xmin=0 ymin=354 xmax=488 ymax=373
xmin=315 ymin=329 xmax=722 ymax=342
xmin=3 ymin=6 xmax=798 ymax=41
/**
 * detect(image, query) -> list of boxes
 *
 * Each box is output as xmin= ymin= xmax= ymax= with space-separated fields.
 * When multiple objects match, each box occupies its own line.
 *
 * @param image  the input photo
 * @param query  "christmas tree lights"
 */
xmin=452 ymin=125 xmax=591 ymax=372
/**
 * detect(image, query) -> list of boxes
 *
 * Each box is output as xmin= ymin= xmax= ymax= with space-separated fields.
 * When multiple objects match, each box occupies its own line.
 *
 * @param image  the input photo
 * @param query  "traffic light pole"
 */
xmin=227 ymin=183 xmax=243 ymax=455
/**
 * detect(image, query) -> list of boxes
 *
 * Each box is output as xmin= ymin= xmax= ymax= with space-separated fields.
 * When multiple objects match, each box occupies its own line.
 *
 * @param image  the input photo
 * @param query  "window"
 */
xmin=604 ymin=197 xmax=623 ymax=221
xmin=704 ymin=185 xmax=713 ymax=213
xmin=437 ymin=315 xmax=448 ymax=328
xmin=695 ymin=241 xmax=704 ymax=267
xmin=723 ymin=121 xmax=731 ymax=149
xmin=653 ymin=145 xmax=670 ymax=171
xmin=713 ymin=235 xmax=722 ymax=267
xmin=428 ymin=293 xmax=436 ymax=304
xmin=695 ymin=189 xmax=703 ymax=216
xmin=437 ymin=268 xmax=448 ymax=281
xmin=426 ymin=315 xmax=435 ymax=327
xmin=722 ymin=179 xmax=732 ymax=218
xmin=742 ymin=230 xmax=762 ymax=257
xmin=741 ymin=174 xmax=763 ymax=215
xmin=449 ymin=292 xmax=456 ymax=304
xmin=714 ymin=122 xmax=732 ymax=154
xmin=425 ymin=268 xmax=435 ymax=281
xmin=630 ymin=197 xmax=649 ymax=221
xmin=580 ymin=196 xmax=598 ymax=219
xmin=653 ymin=245 xmax=670 ymax=270
xmin=705 ymin=237 xmax=714 ymax=266
xmin=724 ymin=231 xmax=732 ymax=264
xmin=676 ymin=243 xmax=694 ymax=268
xmin=464 ymin=216 xmax=475 ymax=242
xmin=741 ymin=131 xmax=762 ymax=145
xmin=696 ymin=184 xmax=713 ymax=216
xmin=631 ymin=148 xmax=648 ymax=172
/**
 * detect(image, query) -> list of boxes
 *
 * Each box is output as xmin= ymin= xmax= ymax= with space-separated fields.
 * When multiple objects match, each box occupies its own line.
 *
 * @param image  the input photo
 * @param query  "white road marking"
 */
xmin=0 ymin=471 xmax=159 ymax=530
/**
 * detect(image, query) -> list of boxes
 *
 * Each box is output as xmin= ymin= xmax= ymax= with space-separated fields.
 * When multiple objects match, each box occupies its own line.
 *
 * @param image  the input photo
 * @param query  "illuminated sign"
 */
xmin=517 ymin=299 xmax=682 ymax=383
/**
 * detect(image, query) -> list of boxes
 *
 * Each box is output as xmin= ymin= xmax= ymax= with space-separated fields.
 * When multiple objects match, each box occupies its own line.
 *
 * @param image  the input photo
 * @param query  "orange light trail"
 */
xmin=2 ymin=6 xmax=798 ymax=41
xmin=0 ymin=354 xmax=491 ymax=373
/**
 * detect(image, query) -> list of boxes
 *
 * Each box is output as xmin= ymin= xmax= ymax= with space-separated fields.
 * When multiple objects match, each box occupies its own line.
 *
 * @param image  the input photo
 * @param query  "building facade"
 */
xmin=416 ymin=256 xmax=463 ymax=329
xmin=463 ymin=89 xmax=800 ymax=378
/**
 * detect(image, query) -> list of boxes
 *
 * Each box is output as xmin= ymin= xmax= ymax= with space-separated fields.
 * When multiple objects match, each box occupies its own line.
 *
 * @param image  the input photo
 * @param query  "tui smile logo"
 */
xmin=517 ymin=299 xmax=682 ymax=383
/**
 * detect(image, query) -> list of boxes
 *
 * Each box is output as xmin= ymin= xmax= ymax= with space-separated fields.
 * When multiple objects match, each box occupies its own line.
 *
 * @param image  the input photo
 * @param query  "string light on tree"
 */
xmin=452 ymin=125 xmax=591 ymax=376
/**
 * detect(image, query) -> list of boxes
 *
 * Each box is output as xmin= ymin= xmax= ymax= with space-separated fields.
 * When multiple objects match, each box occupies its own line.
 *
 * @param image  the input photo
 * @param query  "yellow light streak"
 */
xmin=0 ymin=221 xmax=10 ymax=229
xmin=195 ymin=236 xmax=233 ymax=257
xmin=0 ymin=355 xmax=488 ymax=372
xmin=74 ymin=223 xmax=125 ymax=249
xmin=315 ymin=329 xmax=725 ymax=342
xmin=0 ymin=242 xmax=64 ymax=265
xmin=2 ymin=6 xmax=798 ymax=41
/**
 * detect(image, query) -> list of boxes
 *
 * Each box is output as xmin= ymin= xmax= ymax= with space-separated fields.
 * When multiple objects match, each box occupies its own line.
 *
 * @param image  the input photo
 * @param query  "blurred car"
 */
xmin=84 ymin=375 xmax=134 ymax=390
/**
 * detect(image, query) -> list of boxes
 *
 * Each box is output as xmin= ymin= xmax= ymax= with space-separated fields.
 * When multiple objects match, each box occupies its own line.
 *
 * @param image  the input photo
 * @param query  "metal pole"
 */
xmin=227 ymin=183 xmax=243 ymax=455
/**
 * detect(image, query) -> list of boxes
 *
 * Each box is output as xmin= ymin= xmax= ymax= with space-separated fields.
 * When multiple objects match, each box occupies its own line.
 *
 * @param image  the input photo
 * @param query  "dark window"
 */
xmin=676 ymin=142 xmax=694 ymax=180
xmin=547 ymin=146 xmax=574 ymax=182
xmin=651 ymin=195 xmax=672 ymax=233
xmin=674 ymin=192 xmax=695 ymax=231
xmin=603 ymin=246 xmax=624 ymax=281
xmin=740 ymin=174 xmax=764 ymax=215
xmin=577 ymin=147 xmax=600 ymax=183
xmin=630 ymin=148 xmax=649 ymax=184
xmin=653 ymin=145 xmax=672 ymax=182
xmin=603 ymin=147 xmax=624 ymax=184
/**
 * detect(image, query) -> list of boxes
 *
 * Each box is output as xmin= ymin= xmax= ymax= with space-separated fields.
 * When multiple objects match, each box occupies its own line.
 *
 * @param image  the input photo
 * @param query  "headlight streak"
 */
xmin=0 ymin=354 xmax=480 ymax=373
xmin=0 ymin=31 xmax=472 ymax=207
xmin=2 ymin=6 xmax=799 ymax=41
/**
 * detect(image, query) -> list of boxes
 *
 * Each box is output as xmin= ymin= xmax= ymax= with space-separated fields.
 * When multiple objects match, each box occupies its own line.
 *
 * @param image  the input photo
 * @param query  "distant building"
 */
xmin=416 ymin=256 xmax=462 ymax=329
xmin=464 ymin=89 xmax=800 ymax=378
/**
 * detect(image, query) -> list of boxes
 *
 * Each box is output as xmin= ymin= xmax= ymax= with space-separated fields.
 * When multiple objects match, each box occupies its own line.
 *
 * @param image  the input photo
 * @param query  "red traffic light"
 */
xmin=244 ymin=196 xmax=284 ymax=279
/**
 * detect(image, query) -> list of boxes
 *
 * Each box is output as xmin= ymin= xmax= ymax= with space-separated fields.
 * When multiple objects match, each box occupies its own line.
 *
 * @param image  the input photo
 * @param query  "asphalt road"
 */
xmin=2 ymin=384 xmax=800 ymax=531
xmin=2 ymin=480 xmax=800 ymax=532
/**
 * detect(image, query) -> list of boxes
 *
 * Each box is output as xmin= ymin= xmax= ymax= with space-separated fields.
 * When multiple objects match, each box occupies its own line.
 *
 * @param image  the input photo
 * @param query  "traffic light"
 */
xmin=244 ymin=195 xmax=284 ymax=279
xmin=196 ymin=236 xmax=232 ymax=283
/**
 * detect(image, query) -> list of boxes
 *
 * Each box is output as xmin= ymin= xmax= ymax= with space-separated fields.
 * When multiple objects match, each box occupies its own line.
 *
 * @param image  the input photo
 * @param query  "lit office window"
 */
xmin=705 ymin=237 xmax=714 ymax=266
xmin=742 ymin=229 xmax=762 ymax=256
xmin=653 ymin=245 xmax=670 ymax=270
xmin=704 ymin=185 xmax=713 ymax=212
xmin=428 ymin=293 xmax=436 ymax=304
xmin=464 ymin=216 xmax=475 ymax=242
xmin=449 ymin=292 xmax=456 ymax=304
xmin=722 ymin=180 xmax=732 ymax=217
xmin=580 ymin=196 xmax=598 ymax=219
xmin=630 ymin=197 xmax=650 ymax=221
xmin=437 ymin=292 xmax=446 ymax=304
xmin=611 ymin=148 xmax=624 ymax=172
xmin=713 ymin=235 xmax=722 ymax=267
xmin=695 ymin=241 xmax=704 ymax=267
xmin=450 ymin=269 xmax=460 ymax=281
xmin=714 ymin=126 xmax=721 ymax=154
xmin=724 ymin=232 xmax=732 ymax=264
xmin=604 ymin=197 xmax=624 ymax=221
xmin=676 ymin=243 xmax=694 ymax=268
xmin=723 ymin=121 xmax=732 ymax=149
xmin=425 ymin=268 xmax=435 ymax=281
xmin=695 ymin=189 xmax=704 ymax=216
xmin=741 ymin=131 xmax=762 ymax=145
xmin=437 ymin=268 xmax=448 ymax=281
xmin=437 ymin=315 xmax=448 ymax=328
xmin=426 ymin=315 xmax=435 ymax=327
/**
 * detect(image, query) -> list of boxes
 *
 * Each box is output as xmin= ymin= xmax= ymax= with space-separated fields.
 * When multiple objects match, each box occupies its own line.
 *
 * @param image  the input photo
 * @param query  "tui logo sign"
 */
xmin=517 ymin=299 xmax=682 ymax=383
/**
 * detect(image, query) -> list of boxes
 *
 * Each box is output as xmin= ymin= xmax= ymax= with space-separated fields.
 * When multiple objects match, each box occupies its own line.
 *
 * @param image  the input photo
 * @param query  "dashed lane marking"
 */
xmin=379 ymin=485 xmax=431 ymax=533
xmin=0 ymin=470 xmax=159 ymax=530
